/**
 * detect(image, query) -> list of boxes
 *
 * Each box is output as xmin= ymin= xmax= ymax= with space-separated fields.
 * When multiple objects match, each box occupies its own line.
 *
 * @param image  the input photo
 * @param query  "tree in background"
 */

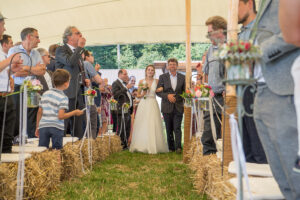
xmin=86 ymin=45 xmax=118 ymax=69
xmin=86 ymin=43 xmax=210 ymax=69
xmin=137 ymin=51 xmax=165 ymax=69
xmin=119 ymin=45 xmax=137 ymax=69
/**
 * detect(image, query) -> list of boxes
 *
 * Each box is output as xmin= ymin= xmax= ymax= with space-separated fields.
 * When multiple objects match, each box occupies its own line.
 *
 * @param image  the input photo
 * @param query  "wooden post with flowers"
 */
xmin=183 ymin=0 xmax=192 ymax=163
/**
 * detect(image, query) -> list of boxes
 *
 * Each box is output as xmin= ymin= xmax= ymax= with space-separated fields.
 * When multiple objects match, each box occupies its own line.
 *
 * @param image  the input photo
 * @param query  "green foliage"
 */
xmin=86 ymin=43 xmax=210 ymax=69
xmin=47 ymin=151 xmax=206 ymax=200
xmin=119 ymin=45 xmax=137 ymax=69
xmin=168 ymin=44 xmax=186 ymax=60
xmin=86 ymin=45 xmax=118 ymax=69
xmin=137 ymin=51 xmax=165 ymax=69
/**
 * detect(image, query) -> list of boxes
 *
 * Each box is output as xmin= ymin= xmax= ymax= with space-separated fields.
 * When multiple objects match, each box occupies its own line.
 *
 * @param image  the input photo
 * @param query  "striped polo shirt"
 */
xmin=39 ymin=88 xmax=69 ymax=130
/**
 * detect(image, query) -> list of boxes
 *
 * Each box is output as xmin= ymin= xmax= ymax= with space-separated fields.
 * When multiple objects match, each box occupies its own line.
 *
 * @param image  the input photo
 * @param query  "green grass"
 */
xmin=47 ymin=151 xmax=206 ymax=200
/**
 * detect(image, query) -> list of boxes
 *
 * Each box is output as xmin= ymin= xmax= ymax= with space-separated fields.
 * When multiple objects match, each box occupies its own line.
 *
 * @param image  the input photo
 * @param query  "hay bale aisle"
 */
xmin=0 ymin=135 xmax=122 ymax=200
xmin=187 ymin=137 xmax=236 ymax=199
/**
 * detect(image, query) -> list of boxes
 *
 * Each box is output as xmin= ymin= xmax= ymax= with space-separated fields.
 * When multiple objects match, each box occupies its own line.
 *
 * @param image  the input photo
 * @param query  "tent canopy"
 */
xmin=0 ymin=0 xmax=229 ymax=48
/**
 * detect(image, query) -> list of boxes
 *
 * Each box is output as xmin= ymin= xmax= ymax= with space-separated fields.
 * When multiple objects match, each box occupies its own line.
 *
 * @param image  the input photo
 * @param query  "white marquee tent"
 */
xmin=0 ymin=0 xmax=231 ymax=48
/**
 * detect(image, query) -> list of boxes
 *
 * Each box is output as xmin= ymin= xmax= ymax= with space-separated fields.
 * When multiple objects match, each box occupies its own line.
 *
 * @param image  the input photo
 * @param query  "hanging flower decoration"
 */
xmin=217 ymin=40 xmax=261 ymax=65
xmin=84 ymin=88 xmax=97 ymax=97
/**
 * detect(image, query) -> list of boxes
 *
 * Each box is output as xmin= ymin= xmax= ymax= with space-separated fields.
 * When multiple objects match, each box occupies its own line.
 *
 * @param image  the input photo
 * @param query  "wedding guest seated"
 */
xmin=35 ymin=69 xmax=84 ymax=149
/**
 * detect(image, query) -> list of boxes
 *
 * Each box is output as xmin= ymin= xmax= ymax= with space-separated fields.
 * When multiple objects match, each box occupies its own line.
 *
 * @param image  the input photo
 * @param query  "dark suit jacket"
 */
xmin=156 ymin=72 xmax=185 ymax=114
xmin=46 ymin=57 xmax=56 ymax=72
xmin=112 ymin=79 xmax=133 ymax=115
xmin=37 ymin=70 xmax=53 ymax=95
xmin=55 ymin=44 xmax=85 ymax=99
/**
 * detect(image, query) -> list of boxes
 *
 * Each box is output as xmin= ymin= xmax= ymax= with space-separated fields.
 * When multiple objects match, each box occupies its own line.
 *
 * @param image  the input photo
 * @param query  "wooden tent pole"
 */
xmin=183 ymin=0 xmax=192 ymax=163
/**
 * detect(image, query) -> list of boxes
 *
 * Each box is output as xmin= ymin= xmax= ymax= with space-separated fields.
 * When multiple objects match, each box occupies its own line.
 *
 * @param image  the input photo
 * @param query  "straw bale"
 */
xmin=188 ymin=137 xmax=236 ymax=199
xmin=109 ymin=135 xmax=122 ymax=153
xmin=60 ymin=141 xmax=82 ymax=181
xmin=0 ymin=150 xmax=61 ymax=200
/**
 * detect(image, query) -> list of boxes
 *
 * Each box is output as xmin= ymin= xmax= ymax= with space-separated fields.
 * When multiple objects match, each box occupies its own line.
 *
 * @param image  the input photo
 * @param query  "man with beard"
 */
xmin=238 ymin=0 xmax=267 ymax=164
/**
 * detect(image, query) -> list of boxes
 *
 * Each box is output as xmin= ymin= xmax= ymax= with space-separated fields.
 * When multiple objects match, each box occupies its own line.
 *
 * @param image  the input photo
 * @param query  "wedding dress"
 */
xmin=129 ymin=80 xmax=169 ymax=154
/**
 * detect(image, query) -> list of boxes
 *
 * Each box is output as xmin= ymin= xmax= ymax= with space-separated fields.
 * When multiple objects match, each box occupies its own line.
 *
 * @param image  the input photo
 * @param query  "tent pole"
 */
xmin=183 ymin=0 xmax=192 ymax=163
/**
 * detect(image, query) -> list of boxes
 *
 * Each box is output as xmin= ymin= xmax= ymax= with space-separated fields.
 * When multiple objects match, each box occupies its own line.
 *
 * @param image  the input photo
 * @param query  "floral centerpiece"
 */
xmin=181 ymin=84 xmax=214 ymax=110
xmin=109 ymin=98 xmax=118 ymax=111
xmin=22 ymin=79 xmax=43 ymax=108
xmin=217 ymin=40 xmax=261 ymax=83
xmin=180 ymin=89 xmax=195 ymax=107
xmin=122 ymin=102 xmax=130 ymax=113
xmin=84 ymin=88 xmax=97 ymax=105
xmin=139 ymin=80 xmax=149 ymax=99
xmin=193 ymin=84 xmax=214 ymax=111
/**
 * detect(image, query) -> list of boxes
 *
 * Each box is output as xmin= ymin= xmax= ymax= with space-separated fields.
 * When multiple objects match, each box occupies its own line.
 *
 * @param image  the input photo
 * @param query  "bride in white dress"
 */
xmin=129 ymin=65 xmax=169 ymax=154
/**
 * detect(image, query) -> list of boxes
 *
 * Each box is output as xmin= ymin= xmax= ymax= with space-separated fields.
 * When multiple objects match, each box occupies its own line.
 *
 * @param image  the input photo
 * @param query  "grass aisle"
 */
xmin=47 ymin=151 xmax=206 ymax=200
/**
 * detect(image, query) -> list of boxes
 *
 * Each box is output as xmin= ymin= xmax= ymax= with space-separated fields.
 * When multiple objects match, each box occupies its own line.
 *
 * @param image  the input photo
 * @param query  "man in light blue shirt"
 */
xmin=83 ymin=50 xmax=103 ymax=138
xmin=202 ymin=16 xmax=227 ymax=155
xmin=8 ymin=27 xmax=46 ymax=138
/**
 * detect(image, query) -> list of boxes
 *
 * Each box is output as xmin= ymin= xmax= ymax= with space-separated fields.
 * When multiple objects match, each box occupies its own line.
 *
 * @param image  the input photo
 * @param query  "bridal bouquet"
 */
xmin=139 ymin=80 xmax=149 ymax=99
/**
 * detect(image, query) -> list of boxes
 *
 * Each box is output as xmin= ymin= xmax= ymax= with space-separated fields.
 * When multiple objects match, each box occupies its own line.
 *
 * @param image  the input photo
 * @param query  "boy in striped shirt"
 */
xmin=35 ymin=69 xmax=84 ymax=149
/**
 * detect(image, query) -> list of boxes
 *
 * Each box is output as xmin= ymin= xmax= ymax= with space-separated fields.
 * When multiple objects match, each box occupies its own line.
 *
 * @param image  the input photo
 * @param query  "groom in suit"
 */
xmin=252 ymin=1 xmax=300 ymax=199
xmin=112 ymin=69 xmax=134 ymax=149
xmin=156 ymin=58 xmax=185 ymax=153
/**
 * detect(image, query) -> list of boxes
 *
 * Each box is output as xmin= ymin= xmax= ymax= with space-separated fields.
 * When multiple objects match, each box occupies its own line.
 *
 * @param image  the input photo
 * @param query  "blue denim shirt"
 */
xmin=239 ymin=19 xmax=255 ymax=41
xmin=8 ymin=44 xmax=43 ymax=85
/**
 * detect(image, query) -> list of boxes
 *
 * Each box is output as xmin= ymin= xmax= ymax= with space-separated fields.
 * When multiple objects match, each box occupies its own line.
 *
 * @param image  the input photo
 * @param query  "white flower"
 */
xmin=219 ymin=50 xmax=227 ymax=59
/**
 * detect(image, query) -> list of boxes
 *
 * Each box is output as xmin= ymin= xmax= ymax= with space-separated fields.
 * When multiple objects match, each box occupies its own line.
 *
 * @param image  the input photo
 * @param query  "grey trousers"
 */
xmin=254 ymin=84 xmax=300 ymax=200
xmin=89 ymin=105 xmax=98 ymax=139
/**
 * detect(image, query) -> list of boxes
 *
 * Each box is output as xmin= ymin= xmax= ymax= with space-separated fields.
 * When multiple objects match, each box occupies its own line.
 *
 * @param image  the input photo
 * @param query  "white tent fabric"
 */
xmin=1 ymin=0 xmax=230 ymax=48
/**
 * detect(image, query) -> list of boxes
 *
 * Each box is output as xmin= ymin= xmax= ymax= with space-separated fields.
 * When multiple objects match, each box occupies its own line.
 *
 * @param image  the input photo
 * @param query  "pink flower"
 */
xmin=209 ymin=90 xmax=215 ymax=97
xmin=195 ymin=90 xmax=202 ymax=98
xmin=31 ymin=79 xmax=41 ymax=86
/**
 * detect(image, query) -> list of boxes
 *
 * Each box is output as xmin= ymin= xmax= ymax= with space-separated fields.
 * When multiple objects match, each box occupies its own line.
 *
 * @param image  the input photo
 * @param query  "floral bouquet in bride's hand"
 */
xmin=139 ymin=80 xmax=149 ymax=99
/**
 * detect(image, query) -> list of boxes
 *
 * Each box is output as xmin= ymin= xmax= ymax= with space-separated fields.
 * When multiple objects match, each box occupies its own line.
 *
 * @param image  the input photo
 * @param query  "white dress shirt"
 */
xmin=169 ymin=72 xmax=177 ymax=91
xmin=44 ymin=72 xmax=53 ymax=89
xmin=0 ymin=44 xmax=10 ymax=92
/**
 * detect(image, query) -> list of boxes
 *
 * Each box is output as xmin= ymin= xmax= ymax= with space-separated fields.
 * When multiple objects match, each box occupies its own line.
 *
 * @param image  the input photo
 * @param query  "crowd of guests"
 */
xmin=1 ymin=0 xmax=300 ymax=199
xmin=0 ymin=19 xmax=142 ymax=151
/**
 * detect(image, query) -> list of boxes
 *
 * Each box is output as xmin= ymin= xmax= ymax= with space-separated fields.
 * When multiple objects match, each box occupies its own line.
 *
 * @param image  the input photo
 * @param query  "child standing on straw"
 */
xmin=35 ymin=69 xmax=84 ymax=149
